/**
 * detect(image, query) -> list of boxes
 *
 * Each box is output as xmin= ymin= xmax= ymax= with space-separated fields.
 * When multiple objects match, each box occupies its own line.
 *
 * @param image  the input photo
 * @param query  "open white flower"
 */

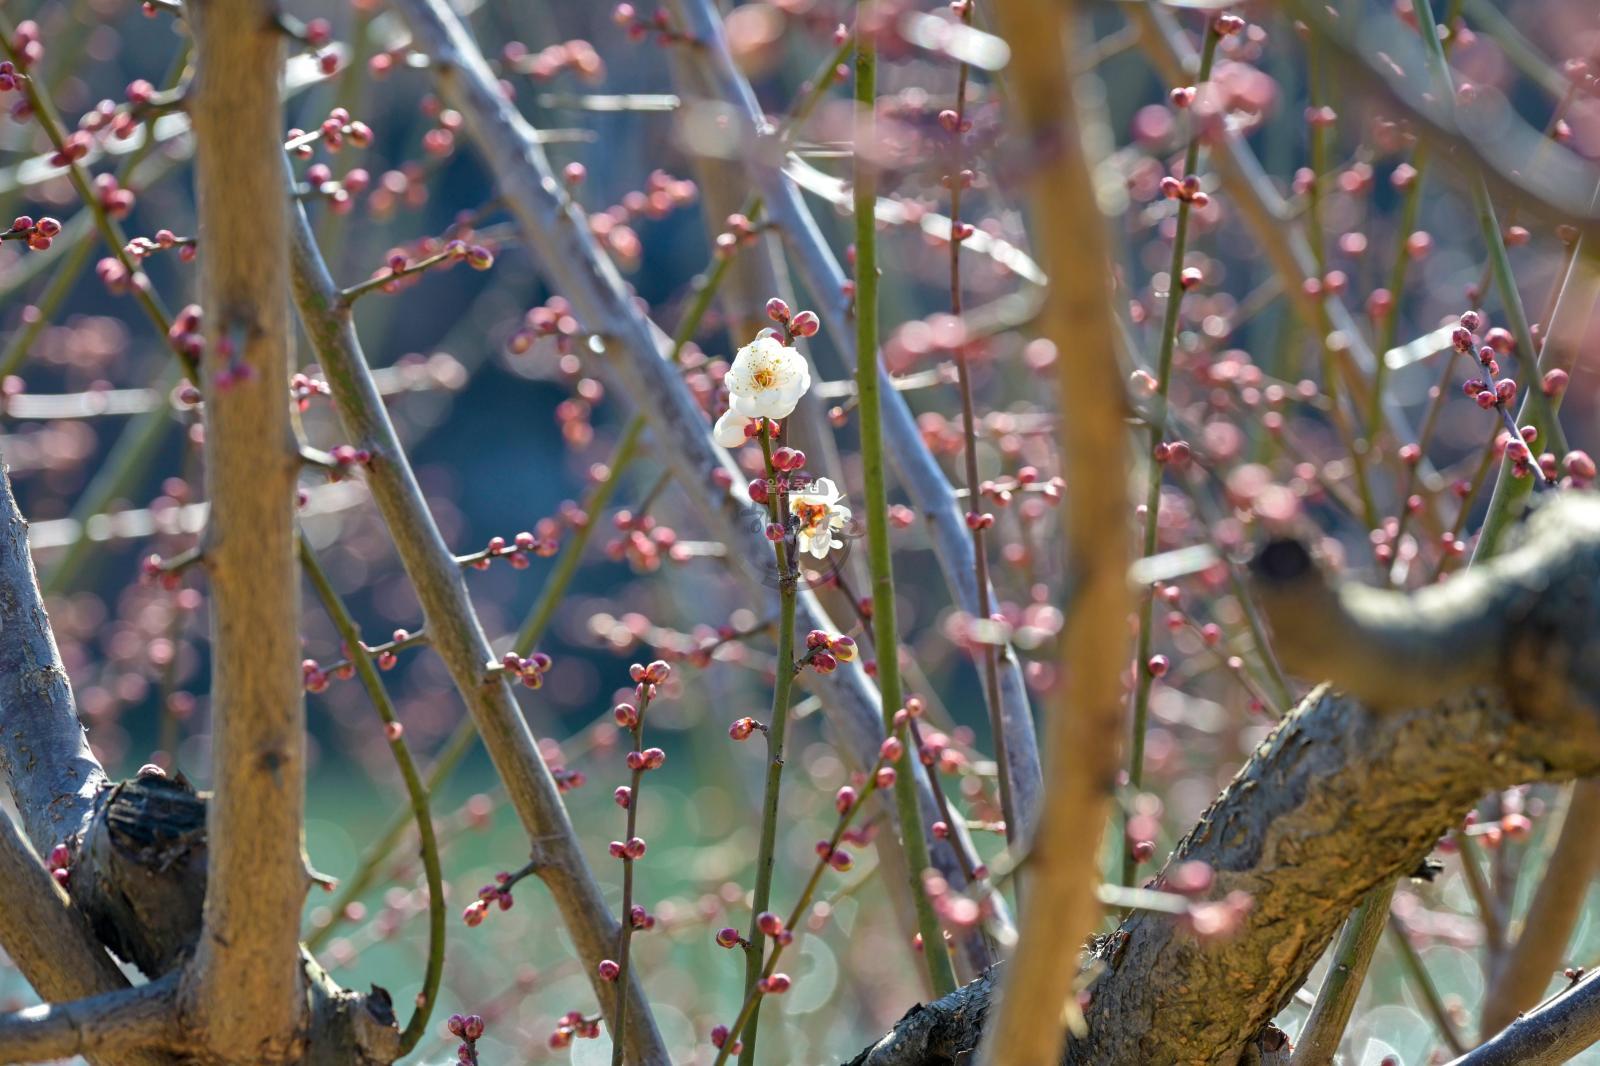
xmin=726 ymin=334 xmax=811 ymax=420
xmin=713 ymin=409 xmax=756 ymax=448
xmin=789 ymin=477 xmax=852 ymax=559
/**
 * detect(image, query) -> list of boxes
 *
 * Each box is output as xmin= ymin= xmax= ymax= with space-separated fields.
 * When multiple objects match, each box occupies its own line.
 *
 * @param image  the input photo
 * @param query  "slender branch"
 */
xmin=185 ymin=4 xmax=304 ymax=1053
xmin=0 ymin=973 xmax=181 ymax=1065
xmin=1447 ymin=968 xmax=1600 ymax=1066
xmin=1126 ymin=21 xmax=1221 ymax=887
xmin=287 ymin=171 xmax=669 ymax=1065
xmin=977 ymin=0 xmax=1130 ymax=1062
xmin=944 ymin=0 xmax=1015 ymax=853
xmin=1481 ymin=780 xmax=1600 ymax=1036
xmin=854 ymin=13 xmax=958 ymax=1000
xmin=299 ymin=540 xmax=444 ymax=1056
xmin=737 ymin=423 xmax=803 ymax=1063
xmin=1388 ymin=914 xmax=1470 ymax=1056
xmin=1289 ymin=881 xmax=1396 ymax=1065
xmin=610 ymin=680 xmax=660 ymax=1066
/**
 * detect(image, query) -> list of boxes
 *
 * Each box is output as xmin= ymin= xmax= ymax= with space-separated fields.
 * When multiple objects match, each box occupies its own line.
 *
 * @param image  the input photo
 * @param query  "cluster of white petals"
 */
xmin=789 ymin=477 xmax=852 ymax=559
xmin=713 ymin=334 xmax=811 ymax=448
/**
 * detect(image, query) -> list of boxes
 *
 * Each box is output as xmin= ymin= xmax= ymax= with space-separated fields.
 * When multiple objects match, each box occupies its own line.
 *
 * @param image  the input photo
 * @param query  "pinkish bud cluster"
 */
xmin=4 ymin=214 xmax=62 ymax=252
xmin=1158 ymin=173 xmax=1209 ymax=208
xmin=799 ymin=629 xmax=857 ymax=675
xmin=47 ymin=842 xmax=71 ymax=888
xmin=613 ymin=4 xmax=698 ymax=47
xmin=466 ymin=530 xmax=559 ymax=572
xmin=508 ymin=295 xmax=585 ymax=356
xmin=498 ymin=651 xmax=553 ymax=689
xmin=446 ymin=1013 xmax=484 ymax=1064
xmin=584 ymin=170 xmax=697 ymax=267
xmin=548 ymin=1010 xmax=602 ymax=1048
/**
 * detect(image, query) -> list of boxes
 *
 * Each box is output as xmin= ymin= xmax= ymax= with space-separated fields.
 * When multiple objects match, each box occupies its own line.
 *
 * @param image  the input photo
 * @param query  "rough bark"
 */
xmin=976 ymin=0 xmax=1130 ymax=1063
xmin=0 ymin=457 xmax=107 ymax=852
xmin=0 ymin=973 xmax=181 ymax=1065
xmin=71 ymin=771 xmax=207 ymax=977
xmin=0 ymin=810 xmax=177 ymax=1066
xmin=850 ymin=491 xmax=1600 ymax=1065
xmin=186 ymin=0 xmax=306 ymax=1058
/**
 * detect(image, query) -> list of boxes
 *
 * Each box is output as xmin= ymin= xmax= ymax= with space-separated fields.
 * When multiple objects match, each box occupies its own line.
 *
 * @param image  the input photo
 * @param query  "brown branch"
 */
xmin=387 ymin=0 xmax=998 ymax=980
xmin=185 ymin=0 xmax=305 ymax=1057
xmin=0 ymin=810 xmax=175 ymax=1066
xmin=1448 ymin=968 xmax=1600 ymax=1066
xmin=0 ymin=973 xmax=181 ymax=1065
xmin=974 ymin=0 xmax=1130 ymax=1063
xmin=847 ymin=492 xmax=1600 ymax=1062
xmin=0 ymin=458 xmax=107 ymax=850
xmin=1249 ymin=494 xmax=1600 ymax=717
xmin=1481 ymin=779 xmax=1600 ymax=1036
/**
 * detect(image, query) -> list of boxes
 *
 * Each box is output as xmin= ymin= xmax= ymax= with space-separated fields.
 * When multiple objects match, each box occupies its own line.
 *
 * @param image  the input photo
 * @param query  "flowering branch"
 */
xmin=391 ymin=0 xmax=999 ymax=979
xmin=604 ymin=661 xmax=669 ymax=1065
xmin=1124 ymin=16 xmax=1225 ymax=888
xmin=667 ymin=0 xmax=1044 ymax=841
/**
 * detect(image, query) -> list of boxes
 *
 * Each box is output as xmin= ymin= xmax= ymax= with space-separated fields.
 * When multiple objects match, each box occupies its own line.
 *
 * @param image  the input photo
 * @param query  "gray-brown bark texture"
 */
xmin=851 ymin=492 xmax=1600 ymax=1065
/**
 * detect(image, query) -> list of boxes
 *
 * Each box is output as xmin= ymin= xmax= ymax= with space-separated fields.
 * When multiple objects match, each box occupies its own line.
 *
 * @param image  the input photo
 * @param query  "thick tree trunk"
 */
xmin=186 ymin=0 xmax=306 ymax=1058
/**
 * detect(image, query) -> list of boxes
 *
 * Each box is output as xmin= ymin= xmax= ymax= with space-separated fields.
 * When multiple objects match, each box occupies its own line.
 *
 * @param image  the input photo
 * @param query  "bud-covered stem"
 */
xmin=852 ymin=9 xmax=960 ymax=1000
xmin=299 ymin=538 xmax=444 ymax=1055
xmin=735 ymin=422 xmax=801 ymax=1066
xmin=1124 ymin=21 xmax=1222 ymax=888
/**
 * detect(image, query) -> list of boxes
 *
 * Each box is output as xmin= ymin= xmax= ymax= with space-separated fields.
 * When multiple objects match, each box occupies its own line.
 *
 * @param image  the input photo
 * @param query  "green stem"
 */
xmin=299 ymin=538 xmax=444 ymax=1055
xmin=1124 ymin=24 xmax=1221 ymax=888
xmin=1291 ymin=881 xmax=1396 ymax=1064
xmin=851 ymin=18 xmax=958 ymax=997
xmin=714 ymin=742 xmax=893 ymax=1066
xmin=737 ymin=424 xmax=799 ymax=1066
xmin=1387 ymin=914 xmax=1469 ymax=1056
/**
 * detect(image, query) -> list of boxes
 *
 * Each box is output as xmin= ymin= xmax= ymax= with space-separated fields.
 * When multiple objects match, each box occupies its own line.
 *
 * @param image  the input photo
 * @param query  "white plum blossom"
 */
xmin=713 ymin=409 xmax=756 ymax=448
xmin=789 ymin=477 xmax=852 ymax=559
xmin=726 ymin=334 xmax=811 ymax=421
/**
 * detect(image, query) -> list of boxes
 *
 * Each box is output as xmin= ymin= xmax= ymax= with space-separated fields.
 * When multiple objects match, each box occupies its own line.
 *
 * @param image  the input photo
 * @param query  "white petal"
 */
xmin=713 ymin=410 xmax=752 ymax=449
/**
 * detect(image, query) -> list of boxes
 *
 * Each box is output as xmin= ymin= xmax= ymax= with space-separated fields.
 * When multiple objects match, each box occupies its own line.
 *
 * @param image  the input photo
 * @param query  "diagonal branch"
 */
xmin=0 ymin=973 xmax=181 ymax=1066
xmin=0 ymin=457 xmax=107 ymax=851
xmin=665 ymin=0 xmax=1045 ymax=842
xmin=185 ymin=0 xmax=306 ymax=1056
xmin=287 ymin=188 xmax=670 ymax=1063
xmin=1448 ymin=968 xmax=1600 ymax=1066
xmin=1481 ymin=779 xmax=1600 ymax=1036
